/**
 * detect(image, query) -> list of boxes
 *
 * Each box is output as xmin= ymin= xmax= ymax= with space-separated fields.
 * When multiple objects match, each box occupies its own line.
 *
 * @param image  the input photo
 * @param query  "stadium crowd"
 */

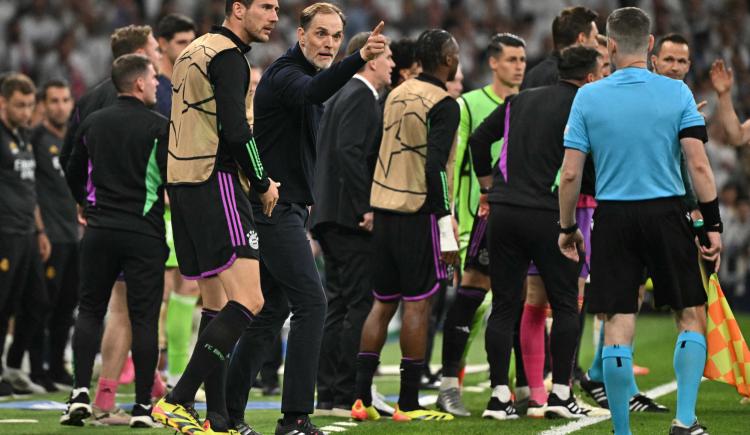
xmin=0 ymin=1 xmax=748 ymax=435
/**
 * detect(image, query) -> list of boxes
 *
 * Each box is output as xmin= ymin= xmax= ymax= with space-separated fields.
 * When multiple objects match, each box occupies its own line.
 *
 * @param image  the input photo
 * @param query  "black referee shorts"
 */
xmin=168 ymin=171 xmax=260 ymax=280
xmin=371 ymin=211 xmax=448 ymax=302
xmin=588 ymin=197 xmax=705 ymax=314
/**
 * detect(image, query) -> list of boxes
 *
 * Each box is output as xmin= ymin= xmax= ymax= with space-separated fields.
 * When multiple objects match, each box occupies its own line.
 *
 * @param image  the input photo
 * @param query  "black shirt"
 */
xmin=470 ymin=81 xmax=579 ymax=211
xmin=0 ymin=120 xmax=36 ymax=235
xmin=60 ymin=78 xmax=118 ymax=170
xmin=252 ymin=42 xmax=367 ymax=205
xmin=31 ymin=125 xmax=78 ymax=243
xmin=66 ymin=97 xmax=168 ymax=239
xmin=521 ymin=52 xmax=561 ymax=90
xmin=417 ymin=73 xmax=461 ymax=217
xmin=206 ymin=26 xmax=269 ymax=193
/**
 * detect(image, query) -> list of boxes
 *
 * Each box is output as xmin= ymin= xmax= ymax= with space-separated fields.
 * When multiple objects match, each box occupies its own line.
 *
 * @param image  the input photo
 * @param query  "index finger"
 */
xmin=371 ymin=20 xmax=384 ymax=36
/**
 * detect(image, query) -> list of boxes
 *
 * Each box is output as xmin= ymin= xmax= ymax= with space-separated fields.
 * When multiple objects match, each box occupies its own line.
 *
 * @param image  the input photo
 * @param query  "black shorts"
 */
xmin=464 ymin=214 xmax=489 ymax=275
xmin=168 ymin=171 xmax=260 ymax=280
xmin=371 ymin=211 xmax=448 ymax=302
xmin=588 ymin=197 xmax=705 ymax=314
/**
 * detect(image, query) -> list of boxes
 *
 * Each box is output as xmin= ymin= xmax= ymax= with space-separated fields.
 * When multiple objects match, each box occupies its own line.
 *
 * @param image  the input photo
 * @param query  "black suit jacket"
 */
xmin=311 ymin=78 xmax=381 ymax=232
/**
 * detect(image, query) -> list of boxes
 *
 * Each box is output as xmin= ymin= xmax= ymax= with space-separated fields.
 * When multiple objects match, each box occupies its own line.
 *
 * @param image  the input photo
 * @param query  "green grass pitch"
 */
xmin=0 ymin=314 xmax=748 ymax=434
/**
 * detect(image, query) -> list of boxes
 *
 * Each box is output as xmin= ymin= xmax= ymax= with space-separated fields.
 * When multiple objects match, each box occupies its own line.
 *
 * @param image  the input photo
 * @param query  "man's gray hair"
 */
xmin=606 ymin=7 xmax=651 ymax=55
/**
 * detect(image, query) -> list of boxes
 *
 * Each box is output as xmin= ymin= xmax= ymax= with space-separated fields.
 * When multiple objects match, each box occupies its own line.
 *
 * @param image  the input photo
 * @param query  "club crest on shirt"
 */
xmin=0 ymin=258 xmax=9 ymax=272
xmin=8 ymin=141 xmax=18 ymax=155
xmin=49 ymin=144 xmax=59 ymax=155
xmin=46 ymin=266 xmax=56 ymax=280
xmin=247 ymin=230 xmax=259 ymax=250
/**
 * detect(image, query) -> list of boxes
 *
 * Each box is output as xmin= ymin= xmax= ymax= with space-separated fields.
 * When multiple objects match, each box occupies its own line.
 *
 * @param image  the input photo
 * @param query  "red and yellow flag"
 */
xmin=702 ymin=272 xmax=750 ymax=397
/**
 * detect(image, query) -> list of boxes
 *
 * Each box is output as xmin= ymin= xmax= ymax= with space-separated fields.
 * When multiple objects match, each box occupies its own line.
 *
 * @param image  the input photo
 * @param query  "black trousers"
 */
xmin=227 ymin=203 xmax=327 ymax=417
xmin=10 ymin=242 xmax=78 ymax=376
xmin=485 ymin=204 xmax=581 ymax=387
xmin=72 ymin=227 xmax=166 ymax=404
xmin=315 ymin=223 xmax=373 ymax=408
xmin=0 ymin=233 xmax=46 ymax=370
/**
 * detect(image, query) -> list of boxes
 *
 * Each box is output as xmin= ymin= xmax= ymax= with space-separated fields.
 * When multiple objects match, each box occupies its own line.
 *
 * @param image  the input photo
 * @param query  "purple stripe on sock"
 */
xmin=403 ymin=281 xmax=441 ymax=302
xmin=498 ymin=102 xmax=511 ymax=182
xmin=458 ymin=287 xmax=487 ymax=300
xmin=224 ymin=172 xmax=246 ymax=245
xmin=222 ymin=173 xmax=244 ymax=246
xmin=373 ymin=290 xmax=401 ymax=301
xmin=229 ymin=301 xmax=255 ymax=322
xmin=358 ymin=352 xmax=380 ymax=358
xmin=181 ymin=253 xmax=238 ymax=281
xmin=401 ymin=358 xmax=425 ymax=365
xmin=86 ymin=153 xmax=96 ymax=205
xmin=218 ymin=174 xmax=239 ymax=247
xmin=430 ymin=215 xmax=442 ymax=279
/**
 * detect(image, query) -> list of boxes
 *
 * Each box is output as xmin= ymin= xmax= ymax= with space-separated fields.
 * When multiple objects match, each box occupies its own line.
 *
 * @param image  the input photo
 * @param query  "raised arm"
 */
xmin=710 ymin=59 xmax=750 ymax=146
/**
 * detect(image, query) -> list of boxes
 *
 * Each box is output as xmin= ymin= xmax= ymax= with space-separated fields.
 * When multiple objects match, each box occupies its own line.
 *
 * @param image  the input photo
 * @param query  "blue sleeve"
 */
xmin=563 ymin=93 xmax=590 ymax=153
xmin=679 ymin=82 xmax=705 ymax=130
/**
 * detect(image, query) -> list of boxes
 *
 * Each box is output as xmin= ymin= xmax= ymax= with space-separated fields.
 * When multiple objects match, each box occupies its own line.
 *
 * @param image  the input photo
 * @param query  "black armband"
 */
xmin=559 ymin=222 xmax=578 ymax=234
xmin=698 ymin=197 xmax=722 ymax=231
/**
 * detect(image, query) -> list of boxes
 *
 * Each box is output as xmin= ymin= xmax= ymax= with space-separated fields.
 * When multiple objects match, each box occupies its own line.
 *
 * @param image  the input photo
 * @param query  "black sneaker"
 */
xmin=235 ymin=419 xmax=262 ymax=435
xmin=60 ymin=388 xmax=92 ymax=426
xmin=669 ymin=419 xmax=709 ymax=435
xmin=31 ymin=372 xmax=59 ymax=393
xmin=481 ymin=397 xmax=519 ymax=420
xmin=0 ymin=380 xmax=13 ymax=401
xmin=629 ymin=393 xmax=669 ymax=413
xmin=545 ymin=393 xmax=589 ymax=419
xmin=580 ymin=373 xmax=609 ymax=408
xmin=130 ymin=403 xmax=163 ymax=428
xmin=274 ymin=415 xmax=324 ymax=435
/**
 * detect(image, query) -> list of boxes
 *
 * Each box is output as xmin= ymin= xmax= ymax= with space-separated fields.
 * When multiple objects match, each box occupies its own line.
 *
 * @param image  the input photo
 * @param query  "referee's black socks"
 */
xmin=169 ymin=301 xmax=255 ymax=406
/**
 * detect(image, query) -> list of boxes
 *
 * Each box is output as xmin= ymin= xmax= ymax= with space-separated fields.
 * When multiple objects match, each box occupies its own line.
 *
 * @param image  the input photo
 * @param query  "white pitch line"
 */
xmin=332 ymin=422 xmax=358 ymax=427
xmin=538 ymin=380 xmax=684 ymax=435
xmin=320 ymin=425 xmax=348 ymax=432
xmin=0 ymin=419 xmax=39 ymax=423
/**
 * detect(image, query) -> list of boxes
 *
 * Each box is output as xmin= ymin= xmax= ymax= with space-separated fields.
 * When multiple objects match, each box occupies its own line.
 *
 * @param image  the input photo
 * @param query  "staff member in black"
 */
xmin=311 ymin=31 xmax=394 ymax=416
xmin=0 ymin=74 xmax=50 ymax=399
xmin=62 ymin=54 xmax=167 ymax=428
xmin=28 ymin=80 xmax=78 ymax=392
xmin=225 ymin=3 xmax=386 ymax=434
xmin=470 ymin=46 xmax=600 ymax=420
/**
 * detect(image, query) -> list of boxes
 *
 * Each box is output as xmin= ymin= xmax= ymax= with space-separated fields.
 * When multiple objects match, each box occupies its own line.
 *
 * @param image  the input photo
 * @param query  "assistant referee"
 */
xmin=558 ymin=7 xmax=720 ymax=435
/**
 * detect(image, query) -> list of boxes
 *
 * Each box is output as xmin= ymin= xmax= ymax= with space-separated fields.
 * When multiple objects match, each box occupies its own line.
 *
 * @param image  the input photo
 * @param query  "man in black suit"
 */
xmin=311 ymin=32 xmax=394 ymax=417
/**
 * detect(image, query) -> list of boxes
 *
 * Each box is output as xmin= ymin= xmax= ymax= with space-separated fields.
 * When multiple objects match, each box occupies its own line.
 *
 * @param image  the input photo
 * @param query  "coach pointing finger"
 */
xmin=360 ymin=21 xmax=386 ymax=61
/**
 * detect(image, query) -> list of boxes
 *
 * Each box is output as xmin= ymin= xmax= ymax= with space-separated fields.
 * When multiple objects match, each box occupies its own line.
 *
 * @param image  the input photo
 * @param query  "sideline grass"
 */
xmin=0 ymin=314 xmax=748 ymax=434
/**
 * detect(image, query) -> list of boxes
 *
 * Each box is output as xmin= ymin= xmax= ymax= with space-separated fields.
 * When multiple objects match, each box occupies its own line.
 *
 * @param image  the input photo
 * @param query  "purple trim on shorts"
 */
xmin=201 ymin=308 xmax=219 ymax=317
xmin=527 ymin=262 xmax=539 ymax=275
xmin=498 ymin=102 xmax=511 ymax=182
xmin=86 ymin=154 xmax=96 ymax=205
xmin=224 ymin=172 xmax=246 ymax=245
xmin=373 ymin=290 xmax=401 ymax=301
xmin=218 ymin=174 xmax=239 ymax=246
xmin=358 ymin=352 xmax=380 ymax=358
xmin=182 ymin=253 xmax=238 ymax=281
xmin=430 ymin=215 xmax=447 ymax=279
xmin=458 ymin=287 xmax=487 ymax=301
xmin=403 ymin=281 xmax=441 ymax=302
xmin=468 ymin=217 xmax=488 ymax=257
